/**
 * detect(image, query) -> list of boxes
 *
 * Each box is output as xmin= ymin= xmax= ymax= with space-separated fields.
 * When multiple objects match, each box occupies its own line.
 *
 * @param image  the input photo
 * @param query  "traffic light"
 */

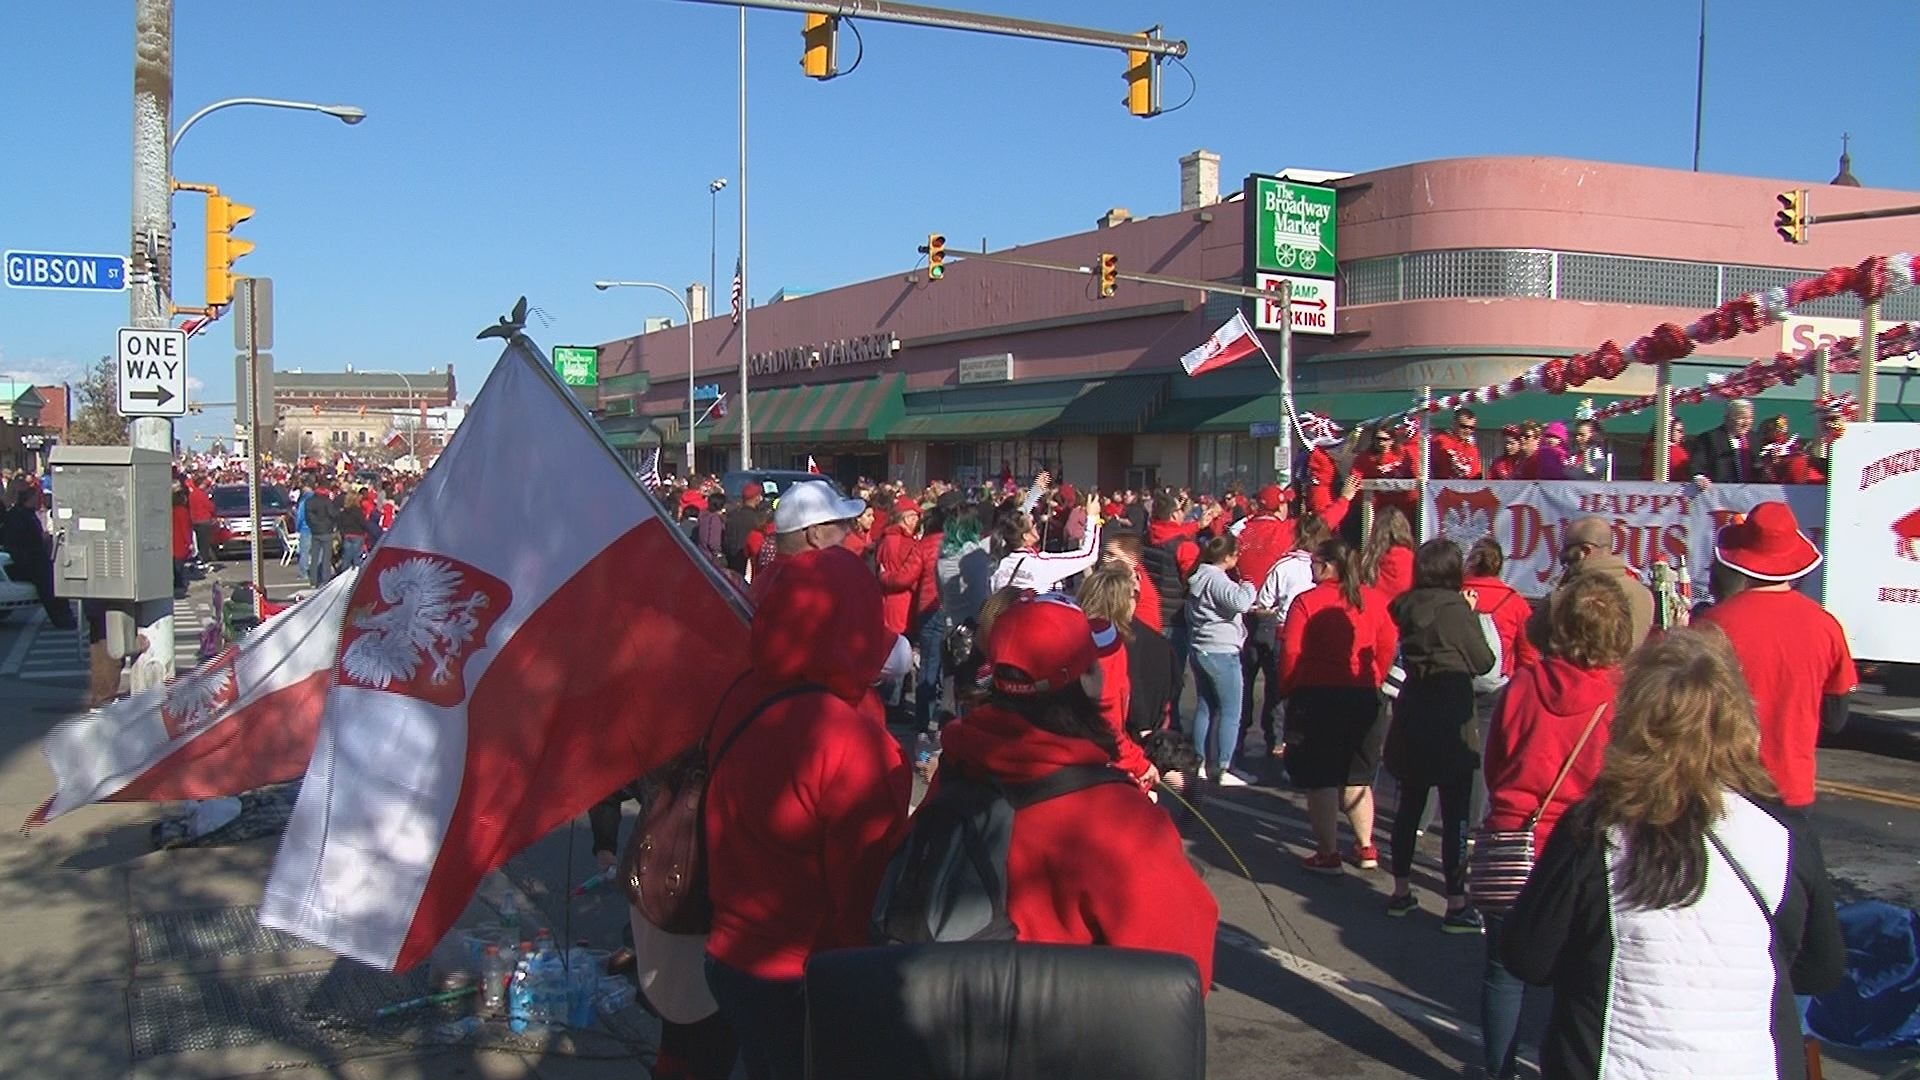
xmin=1123 ymin=33 xmax=1160 ymax=118
xmin=801 ymin=13 xmax=838 ymax=79
xmin=926 ymin=234 xmax=946 ymax=281
xmin=1776 ymin=189 xmax=1809 ymax=244
xmin=205 ymin=191 xmax=255 ymax=308
xmin=1097 ymin=252 xmax=1117 ymax=298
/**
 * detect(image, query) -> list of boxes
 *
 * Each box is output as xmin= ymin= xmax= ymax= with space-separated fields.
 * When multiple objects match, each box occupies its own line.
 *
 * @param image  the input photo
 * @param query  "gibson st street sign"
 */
xmin=748 ymin=332 xmax=898 ymax=378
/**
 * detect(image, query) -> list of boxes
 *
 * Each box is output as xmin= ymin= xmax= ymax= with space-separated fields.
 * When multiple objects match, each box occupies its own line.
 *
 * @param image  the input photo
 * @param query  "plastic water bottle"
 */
xmin=479 ymin=945 xmax=507 ymax=1014
xmin=530 ymin=934 xmax=564 ymax=1027
xmin=498 ymin=892 xmax=520 ymax=938
xmin=507 ymin=956 xmax=534 ymax=1034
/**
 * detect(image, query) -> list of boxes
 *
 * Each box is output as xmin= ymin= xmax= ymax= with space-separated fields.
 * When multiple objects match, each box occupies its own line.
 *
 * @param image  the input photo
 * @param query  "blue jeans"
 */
xmin=297 ymin=527 xmax=314 ymax=579
xmin=916 ymin=612 xmax=948 ymax=729
xmin=341 ymin=534 xmax=366 ymax=567
xmin=308 ymin=534 xmax=335 ymax=588
xmin=1191 ymin=648 xmax=1244 ymax=774
xmin=1481 ymin=914 xmax=1526 ymax=1080
xmin=704 ymin=956 xmax=806 ymax=1080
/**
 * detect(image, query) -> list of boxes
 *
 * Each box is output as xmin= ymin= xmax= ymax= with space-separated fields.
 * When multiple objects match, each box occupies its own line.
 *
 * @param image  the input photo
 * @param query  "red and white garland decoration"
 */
xmin=1357 ymin=252 xmax=1920 ymax=430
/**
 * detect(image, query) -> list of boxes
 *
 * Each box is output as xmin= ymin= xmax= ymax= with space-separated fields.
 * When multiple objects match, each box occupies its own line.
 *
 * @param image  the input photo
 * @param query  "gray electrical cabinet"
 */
xmin=49 ymin=446 xmax=175 ymax=603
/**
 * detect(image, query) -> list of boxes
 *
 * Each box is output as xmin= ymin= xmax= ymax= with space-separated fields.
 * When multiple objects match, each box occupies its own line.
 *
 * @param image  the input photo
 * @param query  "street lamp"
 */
xmin=708 ymin=178 xmax=728 ymax=305
xmin=172 ymin=97 xmax=366 ymax=154
xmin=594 ymin=281 xmax=696 ymax=477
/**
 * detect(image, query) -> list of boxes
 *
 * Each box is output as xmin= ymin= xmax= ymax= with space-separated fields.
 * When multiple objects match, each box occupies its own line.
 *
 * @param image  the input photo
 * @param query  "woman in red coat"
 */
xmin=1477 ymin=571 xmax=1634 ymax=1080
xmin=170 ymin=483 xmax=193 ymax=596
xmin=1281 ymin=539 xmax=1398 ymax=873
xmin=1359 ymin=505 xmax=1416 ymax=603
xmin=934 ymin=594 xmax=1217 ymax=988
xmin=874 ymin=503 xmax=924 ymax=638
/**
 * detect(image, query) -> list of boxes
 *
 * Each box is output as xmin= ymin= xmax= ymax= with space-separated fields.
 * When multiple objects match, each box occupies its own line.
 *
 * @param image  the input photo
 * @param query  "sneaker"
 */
xmin=1216 ymin=768 xmax=1253 ymax=788
xmin=1301 ymin=851 xmax=1344 ymax=875
xmin=1386 ymin=893 xmax=1418 ymax=917
xmin=1441 ymin=907 xmax=1485 ymax=934
xmin=1351 ymin=844 xmax=1380 ymax=870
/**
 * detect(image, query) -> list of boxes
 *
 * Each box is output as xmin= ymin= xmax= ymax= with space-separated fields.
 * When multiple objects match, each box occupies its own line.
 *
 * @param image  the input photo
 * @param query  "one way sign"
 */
xmin=116 ymin=327 xmax=189 ymax=417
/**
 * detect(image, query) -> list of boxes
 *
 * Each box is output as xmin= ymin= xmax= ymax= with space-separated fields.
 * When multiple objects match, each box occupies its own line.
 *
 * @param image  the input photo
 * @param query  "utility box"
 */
xmin=49 ymin=446 xmax=174 ymax=603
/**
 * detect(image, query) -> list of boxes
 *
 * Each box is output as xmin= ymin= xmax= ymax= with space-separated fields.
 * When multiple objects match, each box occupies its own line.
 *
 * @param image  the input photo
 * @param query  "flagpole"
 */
xmin=736 ymin=4 xmax=752 ymax=470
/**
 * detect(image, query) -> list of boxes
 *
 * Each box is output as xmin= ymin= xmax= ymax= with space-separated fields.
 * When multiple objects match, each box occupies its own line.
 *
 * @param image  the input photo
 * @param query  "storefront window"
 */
xmin=952 ymin=439 xmax=1062 ymax=488
xmin=1192 ymin=433 xmax=1275 ymax=496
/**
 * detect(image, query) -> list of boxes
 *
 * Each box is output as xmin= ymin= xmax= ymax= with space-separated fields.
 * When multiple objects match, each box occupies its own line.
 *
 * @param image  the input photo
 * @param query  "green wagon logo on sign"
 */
xmin=551 ymin=345 xmax=598 ymax=387
xmin=1250 ymin=178 xmax=1336 ymax=278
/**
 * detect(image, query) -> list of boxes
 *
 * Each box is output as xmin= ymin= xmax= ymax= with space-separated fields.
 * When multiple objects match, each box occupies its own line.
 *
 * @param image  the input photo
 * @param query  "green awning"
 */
xmin=700 ymin=373 xmax=905 ymax=444
xmin=892 ymin=406 xmax=1067 ymax=439
xmin=1033 ymin=376 xmax=1169 ymax=436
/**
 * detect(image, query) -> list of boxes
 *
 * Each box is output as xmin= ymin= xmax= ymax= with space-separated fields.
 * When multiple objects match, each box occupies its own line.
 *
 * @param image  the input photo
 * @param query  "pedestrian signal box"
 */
xmin=49 ymin=446 xmax=175 ymax=602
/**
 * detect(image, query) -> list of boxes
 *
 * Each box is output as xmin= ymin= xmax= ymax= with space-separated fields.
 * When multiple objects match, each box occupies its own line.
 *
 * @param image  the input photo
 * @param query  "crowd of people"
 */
xmin=592 ymin=449 xmax=1858 ymax=1080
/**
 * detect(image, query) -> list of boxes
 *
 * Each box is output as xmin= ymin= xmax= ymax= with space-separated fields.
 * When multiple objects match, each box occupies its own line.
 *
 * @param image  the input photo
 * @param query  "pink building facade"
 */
xmin=594 ymin=154 xmax=1920 ymax=493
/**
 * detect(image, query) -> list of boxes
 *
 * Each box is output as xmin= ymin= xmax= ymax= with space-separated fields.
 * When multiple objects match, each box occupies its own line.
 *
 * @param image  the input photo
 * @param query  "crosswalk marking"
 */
xmin=13 ymin=597 xmax=213 ymax=684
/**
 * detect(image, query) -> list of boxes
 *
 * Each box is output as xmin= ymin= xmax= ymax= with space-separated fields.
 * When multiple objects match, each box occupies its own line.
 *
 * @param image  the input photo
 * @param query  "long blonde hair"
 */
xmin=1589 ymin=628 xmax=1777 ymax=909
xmin=1075 ymin=566 xmax=1138 ymax=643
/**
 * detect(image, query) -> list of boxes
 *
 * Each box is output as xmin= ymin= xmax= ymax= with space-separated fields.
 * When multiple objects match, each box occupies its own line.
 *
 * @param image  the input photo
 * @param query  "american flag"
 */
xmin=636 ymin=447 xmax=661 ymax=488
xmin=729 ymin=257 xmax=743 ymax=325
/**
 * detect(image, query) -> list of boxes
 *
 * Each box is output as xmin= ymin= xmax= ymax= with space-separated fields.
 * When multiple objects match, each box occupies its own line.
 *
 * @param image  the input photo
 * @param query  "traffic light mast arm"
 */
xmin=683 ymin=0 xmax=1186 ymax=57
xmin=1808 ymin=202 xmax=1920 ymax=226
xmin=918 ymin=241 xmax=1284 ymax=301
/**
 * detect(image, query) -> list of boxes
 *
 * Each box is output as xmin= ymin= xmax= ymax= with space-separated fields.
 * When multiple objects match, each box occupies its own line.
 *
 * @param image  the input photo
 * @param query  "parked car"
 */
xmin=718 ymin=469 xmax=847 ymax=502
xmin=0 ymin=551 xmax=39 ymax=621
xmin=208 ymin=484 xmax=293 ymax=559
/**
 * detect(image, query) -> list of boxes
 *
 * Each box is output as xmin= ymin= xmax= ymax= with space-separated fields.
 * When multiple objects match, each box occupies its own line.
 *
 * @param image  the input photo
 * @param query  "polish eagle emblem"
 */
xmin=339 ymin=550 xmax=510 ymax=706
xmin=160 ymin=647 xmax=240 ymax=740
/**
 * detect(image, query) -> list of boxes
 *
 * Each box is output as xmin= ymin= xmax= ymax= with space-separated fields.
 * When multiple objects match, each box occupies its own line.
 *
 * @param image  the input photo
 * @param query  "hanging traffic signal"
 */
xmin=926 ymin=234 xmax=946 ymax=280
xmin=1776 ymin=189 xmax=1809 ymax=244
xmin=1123 ymin=33 xmax=1160 ymax=118
xmin=1097 ymin=252 xmax=1117 ymax=298
xmin=205 ymin=191 xmax=255 ymax=308
xmin=800 ymin=13 xmax=839 ymax=79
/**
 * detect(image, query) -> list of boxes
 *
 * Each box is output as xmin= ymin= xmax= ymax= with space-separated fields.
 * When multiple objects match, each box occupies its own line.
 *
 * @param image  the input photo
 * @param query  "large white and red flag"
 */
xmin=260 ymin=331 xmax=752 ymax=972
xmin=29 ymin=569 xmax=358 ymax=827
xmin=1179 ymin=310 xmax=1261 ymax=377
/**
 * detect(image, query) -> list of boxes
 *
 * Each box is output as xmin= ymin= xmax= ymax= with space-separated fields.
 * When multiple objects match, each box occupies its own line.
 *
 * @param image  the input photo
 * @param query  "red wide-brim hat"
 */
xmin=1715 ymin=501 xmax=1821 ymax=582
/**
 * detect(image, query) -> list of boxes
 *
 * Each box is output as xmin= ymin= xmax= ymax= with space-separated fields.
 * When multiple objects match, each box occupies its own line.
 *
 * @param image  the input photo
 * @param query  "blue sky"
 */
xmin=3 ymin=0 xmax=1916 ymax=446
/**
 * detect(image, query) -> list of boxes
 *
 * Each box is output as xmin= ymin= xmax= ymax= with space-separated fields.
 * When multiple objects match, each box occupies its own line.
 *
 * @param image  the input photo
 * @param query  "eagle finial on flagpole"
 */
xmin=477 ymin=297 xmax=530 ymax=341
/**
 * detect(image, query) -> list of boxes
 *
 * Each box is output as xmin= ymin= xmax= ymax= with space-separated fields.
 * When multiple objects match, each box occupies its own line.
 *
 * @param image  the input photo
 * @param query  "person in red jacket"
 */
xmin=1355 ymin=425 xmax=1418 ymax=523
xmin=1359 ymin=505 xmax=1416 ymax=603
xmin=187 ymin=475 xmax=216 ymax=569
xmin=704 ymin=545 xmax=912 ymax=1080
xmin=874 ymin=503 xmax=924 ymax=638
xmin=1431 ymin=409 xmax=1484 ymax=480
xmin=1074 ymin=567 xmax=1158 ymax=789
xmin=1463 ymin=538 xmax=1541 ymax=679
xmin=910 ymin=499 xmax=948 ymax=729
xmin=170 ymin=483 xmax=193 ymax=597
xmin=1281 ymin=539 xmax=1398 ymax=873
xmin=935 ymin=594 xmax=1217 ymax=988
xmin=1478 ymin=571 xmax=1633 ymax=1080
xmin=1489 ymin=425 xmax=1528 ymax=480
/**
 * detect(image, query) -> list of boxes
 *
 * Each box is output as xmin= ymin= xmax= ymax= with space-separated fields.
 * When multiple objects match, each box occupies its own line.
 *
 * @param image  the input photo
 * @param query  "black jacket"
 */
xmin=1388 ymin=587 xmax=1494 ymax=680
xmin=720 ymin=503 xmax=766 ymax=563
xmin=1125 ymin=618 xmax=1175 ymax=736
xmin=305 ymin=493 xmax=339 ymax=536
xmin=1138 ymin=539 xmax=1187 ymax=630
xmin=1686 ymin=425 xmax=1754 ymax=483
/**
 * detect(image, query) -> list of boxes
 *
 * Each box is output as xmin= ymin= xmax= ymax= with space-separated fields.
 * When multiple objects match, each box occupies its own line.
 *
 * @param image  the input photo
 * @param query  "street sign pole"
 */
xmin=245 ymin=278 xmax=264 ymax=617
xmin=128 ymin=0 xmax=175 ymax=687
xmin=1277 ymin=283 xmax=1294 ymax=487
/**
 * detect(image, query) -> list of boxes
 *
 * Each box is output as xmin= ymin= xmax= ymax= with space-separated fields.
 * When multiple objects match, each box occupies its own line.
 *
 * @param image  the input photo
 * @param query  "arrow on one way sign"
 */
xmin=128 ymin=386 xmax=176 ymax=406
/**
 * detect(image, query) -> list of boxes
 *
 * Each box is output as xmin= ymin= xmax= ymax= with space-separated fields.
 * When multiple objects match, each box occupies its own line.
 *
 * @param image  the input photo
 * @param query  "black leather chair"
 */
xmin=803 ymin=942 xmax=1205 ymax=1080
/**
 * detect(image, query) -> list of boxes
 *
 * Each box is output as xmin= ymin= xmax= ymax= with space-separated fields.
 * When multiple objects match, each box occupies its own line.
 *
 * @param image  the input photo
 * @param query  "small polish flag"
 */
xmin=1180 ymin=311 xmax=1261 ymax=377
xmin=806 ymin=454 xmax=820 ymax=475
xmin=30 ymin=569 xmax=359 ymax=827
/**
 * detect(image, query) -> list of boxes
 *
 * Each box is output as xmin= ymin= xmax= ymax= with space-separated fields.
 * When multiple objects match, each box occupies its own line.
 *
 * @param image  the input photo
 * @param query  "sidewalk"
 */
xmin=0 ymin=573 xmax=664 ymax=1079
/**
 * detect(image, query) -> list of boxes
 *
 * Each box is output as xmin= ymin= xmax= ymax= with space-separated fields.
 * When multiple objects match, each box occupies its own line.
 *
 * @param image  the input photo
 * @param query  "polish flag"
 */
xmin=806 ymin=454 xmax=821 ymax=475
xmin=29 ymin=569 xmax=358 ymax=827
xmin=260 ymin=335 xmax=753 ymax=972
xmin=1180 ymin=311 xmax=1262 ymax=377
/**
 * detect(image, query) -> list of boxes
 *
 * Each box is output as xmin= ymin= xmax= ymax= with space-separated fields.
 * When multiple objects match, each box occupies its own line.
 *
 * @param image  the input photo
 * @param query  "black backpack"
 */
xmin=871 ymin=763 xmax=1131 ymax=945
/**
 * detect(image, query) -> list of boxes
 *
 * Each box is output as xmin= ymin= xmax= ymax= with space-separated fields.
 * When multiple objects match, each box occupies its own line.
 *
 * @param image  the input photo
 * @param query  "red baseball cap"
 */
xmin=986 ymin=595 xmax=1104 ymax=696
xmin=1256 ymin=484 xmax=1292 ymax=511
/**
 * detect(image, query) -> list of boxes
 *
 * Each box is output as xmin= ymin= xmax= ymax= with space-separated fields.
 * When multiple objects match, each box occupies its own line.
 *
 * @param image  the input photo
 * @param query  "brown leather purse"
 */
xmin=623 ymin=682 xmax=823 ymax=934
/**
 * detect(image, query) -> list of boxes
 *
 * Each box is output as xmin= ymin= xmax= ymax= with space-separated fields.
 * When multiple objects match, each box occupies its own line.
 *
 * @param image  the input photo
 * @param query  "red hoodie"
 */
xmin=1234 ymin=513 xmax=1295 ymax=592
xmin=1301 ymin=447 xmax=1351 ymax=532
xmin=912 ymin=530 xmax=942 ymax=633
xmin=875 ymin=523 xmax=923 ymax=637
xmin=1482 ymin=656 xmax=1618 ymax=854
xmin=1463 ymin=575 xmax=1540 ymax=676
xmin=1371 ymin=545 xmax=1414 ymax=604
xmin=705 ymin=547 xmax=912 ymax=980
xmin=1279 ymin=581 xmax=1397 ymax=695
xmin=936 ymin=703 xmax=1217 ymax=990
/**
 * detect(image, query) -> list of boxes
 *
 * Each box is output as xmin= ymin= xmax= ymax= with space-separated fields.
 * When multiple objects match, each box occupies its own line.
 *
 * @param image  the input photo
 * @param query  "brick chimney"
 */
xmin=687 ymin=283 xmax=708 ymax=322
xmin=1097 ymin=207 xmax=1132 ymax=229
xmin=1180 ymin=149 xmax=1220 ymax=210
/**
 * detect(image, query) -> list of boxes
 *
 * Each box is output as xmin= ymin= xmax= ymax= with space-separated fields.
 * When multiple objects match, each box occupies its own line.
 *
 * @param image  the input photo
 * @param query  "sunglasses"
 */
xmin=1457 ymin=424 xmax=1477 ymax=432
